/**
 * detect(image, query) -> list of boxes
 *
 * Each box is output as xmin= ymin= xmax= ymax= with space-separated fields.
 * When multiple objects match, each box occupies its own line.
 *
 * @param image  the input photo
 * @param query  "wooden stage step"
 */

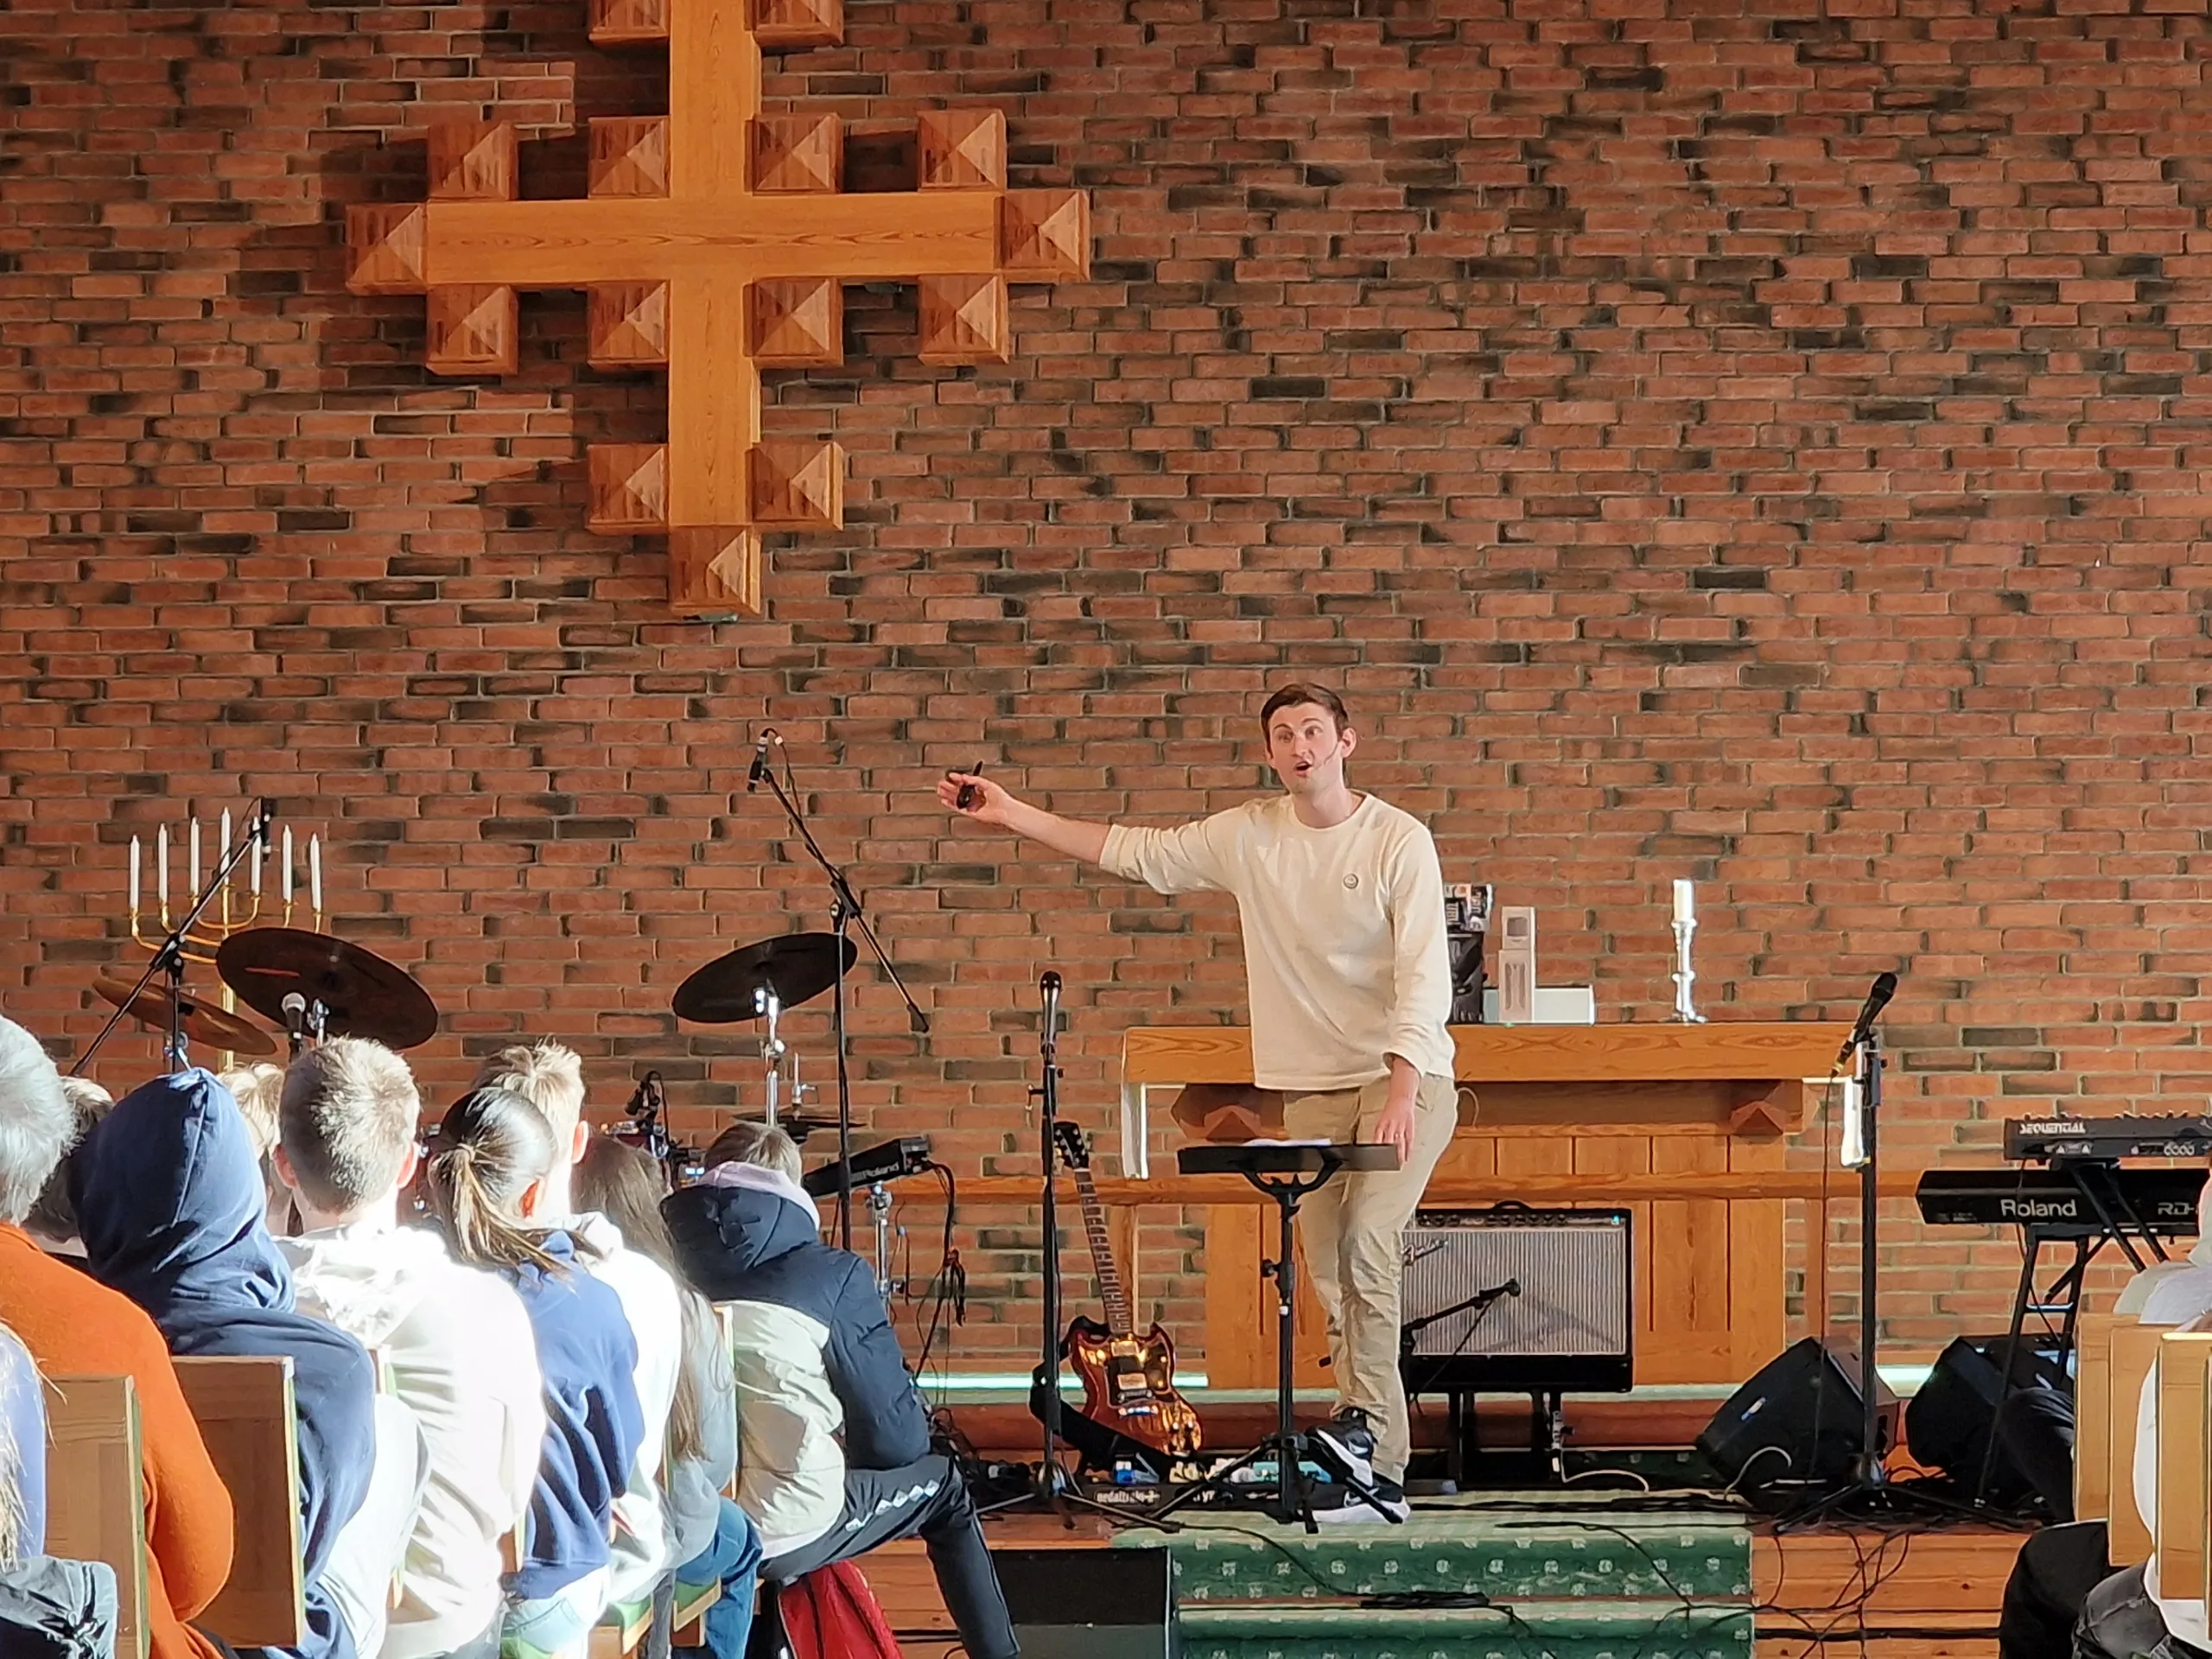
xmin=862 ymin=1510 xmax=2024 ymax=1659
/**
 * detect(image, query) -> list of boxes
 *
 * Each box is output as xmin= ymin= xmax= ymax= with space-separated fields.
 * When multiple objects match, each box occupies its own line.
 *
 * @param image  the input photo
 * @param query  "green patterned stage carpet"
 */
xmin=1109 ymin=1494 xmax=1753 ymax=1659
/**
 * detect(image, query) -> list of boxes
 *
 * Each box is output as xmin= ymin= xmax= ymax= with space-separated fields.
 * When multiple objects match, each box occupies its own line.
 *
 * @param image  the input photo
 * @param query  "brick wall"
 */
xmin=3 ymin=0 xmax=2209 ymax=1371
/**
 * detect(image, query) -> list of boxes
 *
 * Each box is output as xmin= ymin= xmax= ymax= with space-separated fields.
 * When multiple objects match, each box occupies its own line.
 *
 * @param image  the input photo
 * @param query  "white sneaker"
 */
xmin=1313 ymin=1476 xmax=1410 ymax=1523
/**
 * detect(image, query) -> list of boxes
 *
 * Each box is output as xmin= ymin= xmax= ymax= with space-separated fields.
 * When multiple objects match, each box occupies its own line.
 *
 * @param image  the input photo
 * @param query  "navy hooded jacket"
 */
xmin=663 ymin=1176 xmax=931 ymax=1474
xmin=502 ymin=1228 xmax=645 ymax=1602
xmin=73 ymin=1069 xmax=377 ymax=1659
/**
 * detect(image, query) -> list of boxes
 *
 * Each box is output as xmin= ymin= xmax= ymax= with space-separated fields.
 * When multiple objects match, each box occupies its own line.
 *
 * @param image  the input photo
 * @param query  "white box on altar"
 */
xmin=1481 ymin=985 xmax=1596 ymax=1025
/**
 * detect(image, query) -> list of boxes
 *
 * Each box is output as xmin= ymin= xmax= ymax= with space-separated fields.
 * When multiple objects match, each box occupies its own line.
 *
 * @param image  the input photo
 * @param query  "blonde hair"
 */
xmin=703 ymin=1120 xmax=802 ymax=1185
xmin=279 ymin=1039 xmax=422 ymax=1215
xmin=474 ymin=1041 xmax=587 ymax=1147
xmin=0 ymin=1321 xmax=29 ymax=1564
xmin=575 ymin=1135 xmax=708 ymax=1465
xmin=219 ymin=1063 xmax=285 ymax=1158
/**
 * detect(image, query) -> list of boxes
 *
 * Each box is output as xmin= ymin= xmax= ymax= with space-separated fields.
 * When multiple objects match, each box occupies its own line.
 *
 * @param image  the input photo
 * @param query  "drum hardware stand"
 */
xmin=868 ymin=1183 xmax=899 ymax=1300
xmin=79 ymin=800 xmax=276 ymax=1077
xmin=748 ymin=735 xmax=931 ymax=1249
xmin=754 ymin=984 xmax=787 ymax=1128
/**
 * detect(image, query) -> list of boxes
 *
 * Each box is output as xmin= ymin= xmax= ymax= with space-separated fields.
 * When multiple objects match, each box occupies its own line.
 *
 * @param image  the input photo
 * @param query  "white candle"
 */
xmin=309 ymin=836 xmax=322 ymax=915
xmin=129 ymin=836 xmax=141 ymax=915
xmin=1673 ymin=879 xmax=1694 ymax=924
xmin=282 ymin=827 xmax=294 ymax=906
xmin=189 ymin=817 xmax=202 ymax=901
xmin=219 ymin=810 xmax=232 ymax=893
xmin=251 ymin=822 xmax=263 ymax=895
xmin=157 ymin=825 xmax=170 ymax=908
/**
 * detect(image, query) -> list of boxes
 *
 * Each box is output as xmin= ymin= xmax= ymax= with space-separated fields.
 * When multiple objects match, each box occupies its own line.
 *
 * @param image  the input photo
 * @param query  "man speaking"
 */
xmin=938 ymin=683 xmax=1459 ymax=1519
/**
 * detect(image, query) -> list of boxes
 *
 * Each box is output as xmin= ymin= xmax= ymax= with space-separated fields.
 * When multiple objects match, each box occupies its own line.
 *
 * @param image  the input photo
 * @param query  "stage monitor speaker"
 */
xmin=992 ymin=1545 xmax=1177 ymax=1659
xmin=1904 ymin=1333 xmax=2070 ymax=1508
xmin=1697 ymin=1336 xmax=1899 ymax=1512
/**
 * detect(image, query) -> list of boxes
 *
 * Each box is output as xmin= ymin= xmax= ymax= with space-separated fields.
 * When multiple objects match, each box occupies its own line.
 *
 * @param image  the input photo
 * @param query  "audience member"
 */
xmin=2000 ymin=1171 xmax=2212 ymax=1659
xmin=0 ymin=1018 xmax=235 ymax=1659
xmin=0 ymin=1315 xmax=122 ymax=1658
xmin=474 ymin=1045 xmax=682 ymax=1621
xmin=220 ymin=1062 xmax=293 ymax=1236
xmin=575 ymin=1136 xmax=755 ymax=1658
xmin=276 ymin=1038 xmax=546 ymax=1659
xmin=23 ymin=1076 xmax=111 ymax=1255
xmin=422 ymin=1086 xmax=645 ymax=1659
xmin=664 ymin=1122 xmax=1019 ymax=1659
xmin=73 ymin=1069 xmax=385 ymax=1659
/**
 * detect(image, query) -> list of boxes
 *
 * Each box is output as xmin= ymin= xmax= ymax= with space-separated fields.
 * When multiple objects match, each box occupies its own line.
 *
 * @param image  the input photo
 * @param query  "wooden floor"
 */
xmin=860 ymin=1507 xmax=2024 ymax=1659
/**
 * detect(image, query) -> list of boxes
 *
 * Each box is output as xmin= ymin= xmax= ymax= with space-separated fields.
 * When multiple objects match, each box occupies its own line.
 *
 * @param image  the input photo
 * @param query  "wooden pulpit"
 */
xmin=1120 ymin=1021 xmax=1852 ymax=1387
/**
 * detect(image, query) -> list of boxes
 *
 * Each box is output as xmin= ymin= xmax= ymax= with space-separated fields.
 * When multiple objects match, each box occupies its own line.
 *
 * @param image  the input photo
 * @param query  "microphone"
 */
xmin=1836 ymin=970 xmax=1900 ymax=1065
xmin=1040 ymin=970 xmax=1061 ymax=1037
xmin=747 ymin=733 xmax=772 ymax=793
xmin=281 ymin=993 xmax=308 ymax=1046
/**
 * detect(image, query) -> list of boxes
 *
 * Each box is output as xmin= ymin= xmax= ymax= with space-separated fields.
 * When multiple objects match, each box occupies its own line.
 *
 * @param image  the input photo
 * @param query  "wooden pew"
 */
xmin=44 ymin=1374 xmax=149 ymax=1659
xmin=590 ymin=1594 xmax=655 ymax=1659
xmin=2109 ymin=1321 xmax=2167 ymax=1566
xmin=2074 ymin=1312 xmax=2117 ymax=1523
xmin=175 ymin=1354 xmax=306 ymax=1650
xmin=672 ymin=1580 xmax=723 ymax=1648
xmin=2155 ymin=1332 xmax=2212 ymax=1599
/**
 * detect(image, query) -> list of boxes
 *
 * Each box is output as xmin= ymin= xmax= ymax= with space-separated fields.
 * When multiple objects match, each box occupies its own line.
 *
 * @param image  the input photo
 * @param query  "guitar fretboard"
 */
xmin=1069 ymin=1166 xmax=1134 ymax=1338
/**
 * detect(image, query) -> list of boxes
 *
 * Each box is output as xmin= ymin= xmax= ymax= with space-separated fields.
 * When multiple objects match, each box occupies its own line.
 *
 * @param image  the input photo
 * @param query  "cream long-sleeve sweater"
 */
xmin=1100 ymin=791 xmax=1457 ymax=1092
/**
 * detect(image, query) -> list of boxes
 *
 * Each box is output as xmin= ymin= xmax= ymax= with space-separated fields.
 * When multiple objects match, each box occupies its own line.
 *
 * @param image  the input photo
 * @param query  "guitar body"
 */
xmin=1063 ymin=1313 xmax=1203 ymax=1459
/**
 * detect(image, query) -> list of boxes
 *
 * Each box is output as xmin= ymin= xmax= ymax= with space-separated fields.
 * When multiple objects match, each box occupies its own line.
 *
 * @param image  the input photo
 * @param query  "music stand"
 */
xmin=1152 ymin=1141 xmax=1404 ymax=1532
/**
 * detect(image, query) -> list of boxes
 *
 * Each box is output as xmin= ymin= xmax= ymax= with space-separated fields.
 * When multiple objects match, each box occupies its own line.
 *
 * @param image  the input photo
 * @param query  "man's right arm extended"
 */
xmin=937 ymin=772 xmax=1232 ymax=895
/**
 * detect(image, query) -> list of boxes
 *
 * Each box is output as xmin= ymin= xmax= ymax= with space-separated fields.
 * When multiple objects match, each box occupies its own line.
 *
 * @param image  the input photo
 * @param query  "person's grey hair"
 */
xmin=703 ymin=1119 xmax=803 ymax=1185
xmin=0 ymin=1019 xmax=74 ymax=1228
xmin=26 ymin=1077 xmax=112 ymax=1243
xmin=280 ymin=1037 xmax=423 ymax=1214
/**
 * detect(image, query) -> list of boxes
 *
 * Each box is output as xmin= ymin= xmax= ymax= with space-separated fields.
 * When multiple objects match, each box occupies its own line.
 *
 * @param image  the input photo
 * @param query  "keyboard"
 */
xmin=2003 ymin=1116 xmax=2212 ymax=1163
xmin=1916 ymin=1167 xmax=2203 ymax=1236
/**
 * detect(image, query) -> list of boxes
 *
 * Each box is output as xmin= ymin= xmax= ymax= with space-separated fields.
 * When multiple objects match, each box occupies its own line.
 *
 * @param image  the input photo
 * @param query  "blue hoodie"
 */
xmin=72 ymin=1070 xmax=376 ymax=1659
xmin=502 ymin=1229 xmax=645 ymax=1603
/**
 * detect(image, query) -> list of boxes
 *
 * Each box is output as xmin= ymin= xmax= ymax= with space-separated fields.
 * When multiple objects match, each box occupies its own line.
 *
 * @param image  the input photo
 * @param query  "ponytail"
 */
xmin=423 ymin=1086 xmax=568 ymax=1276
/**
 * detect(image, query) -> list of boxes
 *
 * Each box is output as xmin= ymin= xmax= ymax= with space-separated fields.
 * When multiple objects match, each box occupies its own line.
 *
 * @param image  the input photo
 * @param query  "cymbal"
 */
xmin=673 ymin=932 xmax=857 ymax=1024
xmin=92 ymin=975 xmax=276 ymax=1058
xmin=214 ymin=927 xmax=440 ymax=1051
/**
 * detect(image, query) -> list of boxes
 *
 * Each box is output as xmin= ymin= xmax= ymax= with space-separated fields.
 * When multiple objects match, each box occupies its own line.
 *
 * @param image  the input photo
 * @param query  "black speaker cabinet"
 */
xmin=1904 ymin=1333 xmax=2071 ymax=1505
xmin=992 ymin=1546 xmax=1177 ymax=1659
xmin=1698 ymin=1337 xmax=1899 ymax=1511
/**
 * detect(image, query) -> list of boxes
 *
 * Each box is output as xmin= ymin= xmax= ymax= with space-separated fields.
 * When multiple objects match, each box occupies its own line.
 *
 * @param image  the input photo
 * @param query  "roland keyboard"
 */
xmin=2003 ymin=1115 xmax=2212 ymax=1164
xmin=1916 ymin=1167 xmax=2203 ymax=1236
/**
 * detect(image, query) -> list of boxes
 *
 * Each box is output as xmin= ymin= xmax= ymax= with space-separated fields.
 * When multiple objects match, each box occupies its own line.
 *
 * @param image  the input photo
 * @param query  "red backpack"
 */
xmin=748 ymin=1561 xmax=901 ymax=1659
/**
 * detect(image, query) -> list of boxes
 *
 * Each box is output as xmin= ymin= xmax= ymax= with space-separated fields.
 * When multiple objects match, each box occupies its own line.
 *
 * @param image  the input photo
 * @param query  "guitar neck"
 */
xmin=1068 ymin=1167 xmax=1135 ymax=1337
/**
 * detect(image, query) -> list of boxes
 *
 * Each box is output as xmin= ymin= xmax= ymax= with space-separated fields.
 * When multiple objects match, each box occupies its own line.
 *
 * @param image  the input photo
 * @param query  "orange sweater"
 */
xmin=0 ymin=1225 xmax=233 ymax=1659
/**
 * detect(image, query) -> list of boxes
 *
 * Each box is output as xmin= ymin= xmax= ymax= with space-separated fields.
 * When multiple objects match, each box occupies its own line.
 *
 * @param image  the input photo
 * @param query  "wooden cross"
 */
xmin=346 ymin=0 xmax=1088 ymax=617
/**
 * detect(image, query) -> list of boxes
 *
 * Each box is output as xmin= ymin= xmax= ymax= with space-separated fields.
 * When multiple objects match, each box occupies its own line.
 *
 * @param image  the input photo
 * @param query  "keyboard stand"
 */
xmin=1153 ymin=1141 xmax=1404 ymax=1531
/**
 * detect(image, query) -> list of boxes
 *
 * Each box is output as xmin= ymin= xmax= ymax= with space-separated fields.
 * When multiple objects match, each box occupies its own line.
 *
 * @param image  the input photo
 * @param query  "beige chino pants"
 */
xmin=1281 ymin=1071 xmax=1458 ymax=1484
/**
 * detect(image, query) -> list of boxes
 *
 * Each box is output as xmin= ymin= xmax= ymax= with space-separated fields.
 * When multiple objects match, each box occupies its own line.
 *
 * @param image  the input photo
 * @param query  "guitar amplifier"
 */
xmin=1399 ymin=1206 xmax=1633 ymax=1394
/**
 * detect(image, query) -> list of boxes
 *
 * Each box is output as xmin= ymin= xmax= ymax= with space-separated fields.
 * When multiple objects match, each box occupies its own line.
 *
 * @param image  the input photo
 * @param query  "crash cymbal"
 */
xmin=92 ymin=975 xmax=276 ymax=1058
xmin=673 ymin=931 xmax=857 ymax=1024
xmin=214 ymin=927 xmax=440 ymax=1050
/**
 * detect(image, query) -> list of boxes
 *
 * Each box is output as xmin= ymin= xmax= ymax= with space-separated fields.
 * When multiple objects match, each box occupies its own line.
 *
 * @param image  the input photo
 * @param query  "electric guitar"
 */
xmin=1052 ymin=1121 xmax=1202 ymax=1459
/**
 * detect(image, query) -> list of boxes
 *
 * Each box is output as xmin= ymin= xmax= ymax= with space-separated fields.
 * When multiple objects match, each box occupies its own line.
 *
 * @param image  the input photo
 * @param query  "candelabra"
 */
xmin=1670 ymin=879 xmax=1707 ymax=1024
xmin=120 ymin=812 xmax=325 ymax=1059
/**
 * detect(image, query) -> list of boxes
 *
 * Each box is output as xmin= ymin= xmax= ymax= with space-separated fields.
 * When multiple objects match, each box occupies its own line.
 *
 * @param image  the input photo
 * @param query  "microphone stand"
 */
xmin=75 ymin=802 xmax=276 ymax=1078
xmin=751 ymin=750 xmax=930 ymax=1249
xmin=990 ymin=972 xmax=1167 ymax=1534
xmin=1781 ymin=1016 xmax=1981 ymax=1529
